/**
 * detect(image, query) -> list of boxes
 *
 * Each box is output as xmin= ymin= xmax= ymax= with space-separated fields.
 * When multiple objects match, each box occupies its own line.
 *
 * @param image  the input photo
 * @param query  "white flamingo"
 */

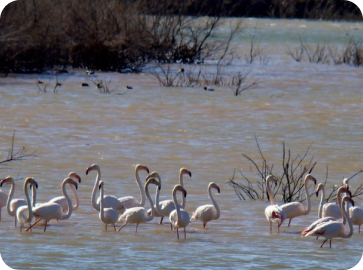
xmin=321 ymin=184 xmax=350 ymax=219
xmin=301 ymin=184 xmax=350 ymax=239
xmin=146 ymin=168 xmax=192 ymax=225
xmin=16 ymin=177 xmax=38 ymax=232
xmin=86 ymin=164 xmax=125 ymax=213
xmin=98 ymin=181 xmax=119 ymax=231
xmin=25 ymin=177 xmax=78 ymax=232
xmin=302 ymin=195 xmax=354 ymax=248
xmin=264 ymin=175 xmax=285 ymax=232
xmin=349 ymin=204 xmax=363 ymax=233
xmin=117 ymin=164 xmax=150 ymax=208
xmin=0 ymin=176 xmax=37 ymax=226
xmin=279 ymin=174 xmax=317 ymax=227
xmin=48 ymin=172 xmax=81 ymax=213
xmin=118 ymin=177 xmax=161 ymax=233
xmin=169 ymin=184 xmax=190 ymax=239
xmin=191 ymin=182 xmax=221 ymax=228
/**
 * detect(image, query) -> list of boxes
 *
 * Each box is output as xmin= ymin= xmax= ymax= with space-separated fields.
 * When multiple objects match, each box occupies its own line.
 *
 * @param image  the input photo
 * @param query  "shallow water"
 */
xmin=0 ymin=18 xmax=363 ymax=270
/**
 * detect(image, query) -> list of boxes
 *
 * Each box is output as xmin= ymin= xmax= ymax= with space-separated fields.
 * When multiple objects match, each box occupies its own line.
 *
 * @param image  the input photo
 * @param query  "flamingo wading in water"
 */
xmin=16 ymin=177 xmax=38 ymax=232
xmin=191 ymin=182 xmax=221 ymax=228
xmin=302 ymin=195 xmax=354 ymax=248
xmin=264 ymin=175 xmax=285 ymax=232
xmin=25 ymin=177 xmax=78 ymax=232
xmin=0 ymin=176 xmax=37 ymax=226
xmin=169 ymin=184 xmax=190 ymax=239
xmin=48 ymin=172 xmax=81 ymax=213
xmin=98 ymin=181 xmax=119 ymax=231
xmin=86 ymin=164 xmax=125 ymax=213
xmin=118 ymin=177 xmax=161 ymax=233
xmin=279 ymin=174 xmax=317 ymax=227
xmin=146 ymin=168 xmax=192 ymax=226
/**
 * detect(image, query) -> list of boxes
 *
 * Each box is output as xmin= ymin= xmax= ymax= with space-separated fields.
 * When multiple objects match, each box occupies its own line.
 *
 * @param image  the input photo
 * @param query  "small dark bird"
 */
xmin=82 ymin=83 xmax=89 ymax=87
xmin=126 ymin=85 xmax=133 ymax=90
xmin=204 ymin=86 xmax=214 ymax=92
xmin=178 ymin=68 xmax=185 ymax=73
xmin=37 ymin=80 xmax=43 ymax=84
xmin=55 ymin=82 xmax=62 ymax=87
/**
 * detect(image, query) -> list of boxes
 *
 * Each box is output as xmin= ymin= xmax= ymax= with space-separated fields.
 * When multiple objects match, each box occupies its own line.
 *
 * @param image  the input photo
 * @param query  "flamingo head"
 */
xmin=29 ymin=180 xmax=39 ymax=190
xmin=86 ymin=164 xmax=99 ymax=175
xmin=210 ymin=182 xmax=220 ymax=193
xmin=272 ymin=210 xmax=285 ymax=227
xmin=180 ymin=168 xmax=192 ymax=178
xmin=174 ymin=184 xmax=187 ymax=197
xmin=305 ymin=174 xmax=317 ymax=185
xmin=65 ymin=177 xmax=78 ymax=190
xmin=266 ymin=175 xmax=278 ymax=186
xmin=343 ymin=178 xmax=350 ymax=189
xmin=98 ymin=180 xmax=104 ymax=190
xmin=146 ymin=177 xmax=161 ymax=190
xmin=136 ymin=164 xmax=150 ymax=174
xmin=343 ymin=196 xmax=354 ymax=207
xmin=68 ymin=172 xmax=81 ymax=183
xmin=315 ymin=183 xmax=324 ymax=197
xmin=0 ymin=175 xmax=13 ymax=187
xmin=146 ymin=171 xmax=161 ymax=182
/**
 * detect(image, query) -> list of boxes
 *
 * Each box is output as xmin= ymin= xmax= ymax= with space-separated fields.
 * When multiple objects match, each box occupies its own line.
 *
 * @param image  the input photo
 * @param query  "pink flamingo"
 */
xmin=264 ymin=175 xmax=285 ymax=232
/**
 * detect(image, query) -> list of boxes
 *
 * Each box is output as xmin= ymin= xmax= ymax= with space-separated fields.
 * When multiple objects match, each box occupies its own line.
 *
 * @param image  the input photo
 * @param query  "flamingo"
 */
xmin=0 ymin=176 xmax=37 ymax=226
xmin=263 ymin=175 xmax=285 ymax=232
xmin=0 ymin=188 xmax=7 ymax=221
xmin=25 ymin=177 xmax=78 ymax=232
xmin=16 ymin=177 xmax=38 ymax=232
xmin=349 ymin=204 xmax=363 ymax=233
xmin=48 ymin=172 xmax=81 ymax=213
xmin=98 ymin=181 xmax=119 ymax=231
xmin=279 ymin=174 xmax=317 ymax=227
xmin=146 ymin=168 xmax=192 ymax=225
xmin=169 ymin=184 xmax=190 ymax=239
xmin=191 ymin=182 xmax=221 ymax=228
xmin=321 ymin=184 xmax=351 ymax=219
xmin=118 ymin=177 xmax=161 ymax=233
xmin=301 ymin=184 xmax=351 ymax=239
xmin=302 ymin=195 xmax=355 ymax=248
xmin=117 ymin=164 xmax=150 ymax=208
xmin=86 ymin=164 xmax=125 ymax=213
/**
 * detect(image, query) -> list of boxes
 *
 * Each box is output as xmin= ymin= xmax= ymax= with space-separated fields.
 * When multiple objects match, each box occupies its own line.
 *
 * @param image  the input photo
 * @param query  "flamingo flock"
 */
xmin=0 ymin=166 xmax=361 ymax=247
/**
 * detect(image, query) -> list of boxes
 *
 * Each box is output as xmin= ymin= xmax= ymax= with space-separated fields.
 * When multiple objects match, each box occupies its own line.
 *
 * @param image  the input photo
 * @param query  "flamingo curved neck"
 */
xmin=31 ymin=183 xmax=37 ymax=207
xmin=173 ymin=189 xmax=181 ymax=225
xmin=209 ymin=186 xmax=220 ymax=219
xmin=303 ymin=178 xmax=312 ymax=215
xmin=179 ymin=172 xmax=186 ymax=208
xmin=69 ymin=184 xmax=79 ymax=211
xmin=5 ymin=179 xmax=16 ymax=216
xmin=23 ymin=179 xmax=33 ymax=223
xmin=154 ymin=186 xmax=162 ymax=214
xmin=91 ymin=167 xmax=101 ymax=211
xmin=144 ymin=183 xmax=154 ymax=222
xmin=61 ymin=180 xmax=73 ymax=220
xmin=318 ymin=187 xmax=325 ymax=218
xmin=136 ymin=167 xmax=146 ymax=207
xmin=100 ymin=185 xmax=105 ymax=221
xmin=341 ymin=198 xmax=353 ymax=238
xmin=266 ymin=178 xmax=275 ymax=206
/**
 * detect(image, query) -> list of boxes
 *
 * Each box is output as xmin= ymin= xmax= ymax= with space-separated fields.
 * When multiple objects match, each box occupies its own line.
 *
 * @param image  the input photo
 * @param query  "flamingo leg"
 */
xmin=44 ymin=221 xmax=48 ymax=232
xmin=15 ymin=217 xmax=17 ymax=227
xmin=287 ymin=219 xmax=292 ymax=227
xmin=329 ymin=239 xmax=332 ymax=248
xmin=320 ymin=239 xmax=327 ymax=248
xmin=170 ymin=223 xmax=173 ymax=231
xmin=160 ymin=217 xmax=164 ymax=224
xmin=203 ymin=222 xmax=206 ymax=229
xmin=105 ymin=224 xmax=107 ymax=231
xmin=25 ymin=218 xmax=42 ymax=232
xmin=118 ymin=222 xmax=128 ymax=232
xmin=135 ymin=224 xmax=139 ymax=234
xmin=184 ymin=228 xmax=187 ymax=239
xmin=113 ymin=224 xmax=116 ymax=231
xmin=176 ymin=228 xmax=180 ymax=239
